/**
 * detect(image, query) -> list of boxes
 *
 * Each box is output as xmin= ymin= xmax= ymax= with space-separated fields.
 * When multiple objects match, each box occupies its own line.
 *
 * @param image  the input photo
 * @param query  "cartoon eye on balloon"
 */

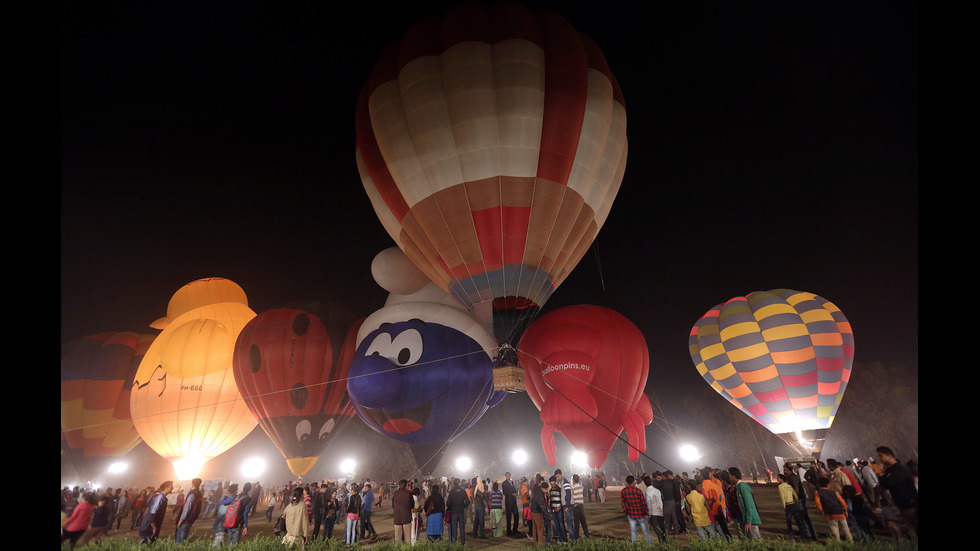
xmin=355 ymin=1 xmax=628 ymax=356
xmin=688 ymin=289 xmax=854 ymax=459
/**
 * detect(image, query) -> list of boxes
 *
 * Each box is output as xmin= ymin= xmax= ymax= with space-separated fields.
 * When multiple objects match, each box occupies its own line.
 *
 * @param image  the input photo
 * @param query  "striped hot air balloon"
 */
xmin=355 ymin=1 xmax=627 ymax=348
xmin=61 ymin=332 xmax=155 ymax=480
xmin=688 ymin=289 xmax=855 ymax=459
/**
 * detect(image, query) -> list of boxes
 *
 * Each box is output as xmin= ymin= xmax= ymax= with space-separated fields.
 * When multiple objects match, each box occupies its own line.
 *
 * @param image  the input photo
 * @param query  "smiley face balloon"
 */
xmin=347 ymin=248 xmax=505 ymax=473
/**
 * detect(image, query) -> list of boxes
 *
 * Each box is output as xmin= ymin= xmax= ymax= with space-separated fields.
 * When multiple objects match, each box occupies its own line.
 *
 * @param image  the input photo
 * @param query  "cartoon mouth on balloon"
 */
xmin=362 ymin=402 xmax=433 ymax=434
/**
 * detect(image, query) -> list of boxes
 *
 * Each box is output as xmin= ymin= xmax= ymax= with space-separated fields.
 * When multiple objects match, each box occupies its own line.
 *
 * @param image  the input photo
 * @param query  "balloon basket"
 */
xmin=493 ymin=365 xmax=525 ymax=393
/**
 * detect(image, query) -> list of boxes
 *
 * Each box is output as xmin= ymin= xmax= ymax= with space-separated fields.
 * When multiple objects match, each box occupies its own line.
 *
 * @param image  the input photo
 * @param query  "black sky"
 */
xmin=61 ymin=0 xmax=917 ymax=480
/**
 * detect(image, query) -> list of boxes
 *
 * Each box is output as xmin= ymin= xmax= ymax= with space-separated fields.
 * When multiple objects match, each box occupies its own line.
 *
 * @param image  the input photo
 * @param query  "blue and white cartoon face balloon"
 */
xmin=347 ymin=248 xmax=505 ymax=449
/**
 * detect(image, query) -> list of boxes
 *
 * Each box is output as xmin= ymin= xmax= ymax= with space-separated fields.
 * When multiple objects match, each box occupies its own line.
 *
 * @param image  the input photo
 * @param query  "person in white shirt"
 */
xmin=643 ymin=476 xmax=666 ymax=542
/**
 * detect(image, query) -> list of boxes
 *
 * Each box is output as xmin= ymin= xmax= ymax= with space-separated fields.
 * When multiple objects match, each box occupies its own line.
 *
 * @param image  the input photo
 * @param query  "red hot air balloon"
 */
xmin=356 ymin=1 xmax=628 ymax=348
xmin=233 ymin=304 xmax=361 ymax=477
xmin=518 ymin=305 xmax=653 ymax=469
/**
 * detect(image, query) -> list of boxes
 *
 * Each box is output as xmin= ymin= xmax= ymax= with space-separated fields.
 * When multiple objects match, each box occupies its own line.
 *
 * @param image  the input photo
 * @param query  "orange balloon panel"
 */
xmin=131 ymin=286 xmax=257 ymax=465
xmin=61 ymin=332 xmax=155 ymax=457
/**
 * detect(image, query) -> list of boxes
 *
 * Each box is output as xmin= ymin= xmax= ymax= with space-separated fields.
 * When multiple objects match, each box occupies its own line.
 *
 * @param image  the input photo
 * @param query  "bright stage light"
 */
xmin=107 ymin=462 xmax=128 ymax=475
xmin=455 ymin=456 xmax=472 ymax=473
xmin=340 ymin=458 xmax=356 ymax=474
xmin=172 ymin=456 xmax=206 ymax=481
xmin=241 ymin=457 xmax=266 ymax=479
xmin=679 ymin=444 xmax=701 ymax=463
xmin=512 ymin=449 xmax=528 ymax=465
xmin=570 ymin=450 xmax=588 ymax=468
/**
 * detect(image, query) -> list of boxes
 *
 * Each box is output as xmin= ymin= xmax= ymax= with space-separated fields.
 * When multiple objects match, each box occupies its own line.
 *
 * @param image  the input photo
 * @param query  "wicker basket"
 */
xmin=493 ymin=365 xmax=526 ymax=393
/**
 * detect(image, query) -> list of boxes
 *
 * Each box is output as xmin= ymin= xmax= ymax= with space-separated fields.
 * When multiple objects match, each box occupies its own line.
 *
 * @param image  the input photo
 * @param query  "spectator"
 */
xmin=392 ymin=479 xmax=414 ymax=543
xmin=876 ymin=445 xmax=918 ymax=535
xmin=62 ymin=492 xmax=96 ymax=547
xmin=138 ymin=480 xmax=173 ymax=544
xmin=621 ymin=475 xmax=652 ymax=544
xmin=571 ymin=474 xmax=590 ymax=539
xmin=282 ymin=486 xmax=309 ymax=549
xmin=685 ymin=480 xmax=721 ymax=540
xmin=815 ymin=476 xmax=853 ymax=541
xmin=728 ymin=467 xmax=762 ymax=539
xmin=175 ymin=478 xmax=204 ymax=544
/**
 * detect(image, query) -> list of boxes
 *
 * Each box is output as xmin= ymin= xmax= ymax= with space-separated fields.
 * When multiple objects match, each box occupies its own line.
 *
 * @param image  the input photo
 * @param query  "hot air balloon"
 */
xmin=232 ymin=304 xmax=360 ymax=478
xmin=130 ymin=277 xmax=259 ymax=480
xmin=355 ymin=1 xmax=628 ymax=361
xmin=347 ymin=248 xmax=506 ymax=474
xmin=61 ymin=332 xmax=155 ymax=480
xmin=688 ymin=289 xmax=855 ymax=459
xmin=518 ymin=305 xmax=653 ymax=469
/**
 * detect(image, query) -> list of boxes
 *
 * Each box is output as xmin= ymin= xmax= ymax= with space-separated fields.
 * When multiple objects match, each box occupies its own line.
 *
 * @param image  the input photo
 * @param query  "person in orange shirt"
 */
xmin=520 ymin=478 xmax=532 ymax=537
xmin=815 ymin=477 xmax=853 ymax=541
xmin=699 ymin=468 xmax=731 ymax=541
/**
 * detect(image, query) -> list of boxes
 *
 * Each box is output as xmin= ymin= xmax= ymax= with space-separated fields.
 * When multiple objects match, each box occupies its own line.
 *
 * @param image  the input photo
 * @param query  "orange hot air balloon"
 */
xmin=130 ymin=278 xmax=258 ymax=480
xmin=61 ymin=332 xmax=155 ymax=478
xmin=356 ymin=1 xmax=628 ymax=347
xmin=689 ymin=289 xmax=855 ymax=459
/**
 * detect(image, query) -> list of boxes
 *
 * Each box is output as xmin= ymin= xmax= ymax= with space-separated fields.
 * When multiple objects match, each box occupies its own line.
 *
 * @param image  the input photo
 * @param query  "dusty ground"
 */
xmin=108 ymin=483 xmax=894 ymax=547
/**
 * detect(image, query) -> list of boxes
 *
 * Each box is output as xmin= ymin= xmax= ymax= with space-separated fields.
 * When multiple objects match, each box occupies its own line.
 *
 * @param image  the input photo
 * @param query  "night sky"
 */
xmin=61 ymin=0 xmax=917 ymax=482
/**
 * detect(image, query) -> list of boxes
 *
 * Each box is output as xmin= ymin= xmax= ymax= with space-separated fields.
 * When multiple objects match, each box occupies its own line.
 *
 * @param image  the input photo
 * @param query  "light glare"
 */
xmin=173 ymin=456 xmax=206 ymax=481
xmin=107 ymin=462 xmax=128 ymax=474
xmin=679 ymin=444 xmax=700 ymax=462
xmin=455 ymin=456 xmax=472 ymax=473
xmin=512 ymin=449 xmax=528 ymax=465
xmin=570 ymin=450 xmax=588 ymax=468
xmin=340 ymin=458 xmax=356 ymax=473
xmin=241 ymin=457 xmax=266 ymax=479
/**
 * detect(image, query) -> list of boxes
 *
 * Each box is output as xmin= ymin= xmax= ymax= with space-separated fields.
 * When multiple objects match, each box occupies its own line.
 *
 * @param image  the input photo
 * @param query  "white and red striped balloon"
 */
xmin=355 ymin=1 xmax=627 ymax=345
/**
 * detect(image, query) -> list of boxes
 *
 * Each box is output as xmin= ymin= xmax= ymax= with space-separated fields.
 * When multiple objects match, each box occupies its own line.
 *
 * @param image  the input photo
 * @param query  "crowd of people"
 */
xmin=61 ymin=446 xmax=917 ymax=548
xmin=616 ymin=445 xmax=918 ymax=545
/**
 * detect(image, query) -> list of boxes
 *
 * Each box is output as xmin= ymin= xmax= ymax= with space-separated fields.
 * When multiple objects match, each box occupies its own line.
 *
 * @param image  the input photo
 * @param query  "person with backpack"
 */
xmin=175 ymin=478 xmax=204 ymax=544
xmin=224 ymin=482 xmax=253 ymax=544
xmin=211 ymin=484 xmax=237 ymax=547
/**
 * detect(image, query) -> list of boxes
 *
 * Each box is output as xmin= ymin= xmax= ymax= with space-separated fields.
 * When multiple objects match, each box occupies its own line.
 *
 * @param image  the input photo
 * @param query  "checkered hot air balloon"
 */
xmin=355 ymin=1 xmax=627 ymax=348
xmin=688 ymin=289 xmax=854 ymax=459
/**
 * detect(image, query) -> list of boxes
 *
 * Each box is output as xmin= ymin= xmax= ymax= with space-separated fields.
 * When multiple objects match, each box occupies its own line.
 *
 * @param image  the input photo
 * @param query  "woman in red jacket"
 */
xmin=62 ymin=492 xmax=96 ymax=546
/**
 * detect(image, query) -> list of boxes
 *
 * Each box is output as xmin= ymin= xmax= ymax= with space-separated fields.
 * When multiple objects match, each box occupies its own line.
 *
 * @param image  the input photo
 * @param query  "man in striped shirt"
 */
xmin=558 ymin=469 xmax=576 ymax=543
xmin=621 ymin=475 xmax=652 ymax=544
xmin=571 ymin=474 xmax=590 ymax=538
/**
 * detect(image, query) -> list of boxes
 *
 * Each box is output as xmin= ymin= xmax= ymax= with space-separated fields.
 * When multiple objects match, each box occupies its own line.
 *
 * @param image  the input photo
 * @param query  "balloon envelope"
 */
xmin=688 ymin=289 xmax=854 ymax=457
xmin=233 ymin=304 xmax=360 ymax=477
xmin=347 ymin=286 xmax=504 ymax=475
xmin=130 ymin=278 xmax=258 ymax=478
xmin=61 ymin=332 xmax=155 ymax=467
xmin=518 ymin=305 xmax=653 ymax=468
xmin=356 ymin=1 xmax=628 ymax=345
